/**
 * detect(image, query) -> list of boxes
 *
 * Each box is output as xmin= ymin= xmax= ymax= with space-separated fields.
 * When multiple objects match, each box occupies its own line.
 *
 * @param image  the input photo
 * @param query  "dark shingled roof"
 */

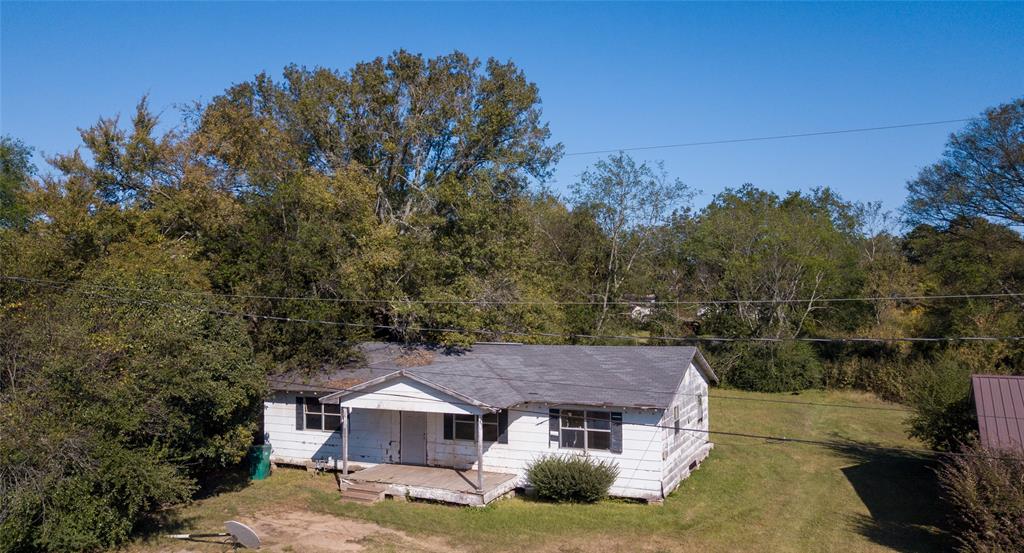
xmin=270 ymin=342 xmax=717 ymax=410
xmin=971 ymin=374 xmax=1024 ymax=452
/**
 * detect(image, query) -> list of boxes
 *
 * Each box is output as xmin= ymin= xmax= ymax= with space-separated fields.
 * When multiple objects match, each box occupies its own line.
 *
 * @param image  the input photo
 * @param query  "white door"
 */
xmin=400 ymin=412 xmax=428 ymax=465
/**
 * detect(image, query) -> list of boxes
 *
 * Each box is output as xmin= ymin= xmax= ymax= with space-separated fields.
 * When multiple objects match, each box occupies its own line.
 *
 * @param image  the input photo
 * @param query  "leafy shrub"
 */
xmin=906 ymin=352 xmax=978 ymax=451
xmin=0 ymin=414 xmax=195 ymax=553
xmin=938 ymin=443 xmax=1024 ymax=552
xmin=525 ymin=454 xmax=619 ymax=503
xmin=722 ymin=342 xmax=822 ymax=392
xmin=0 ymin=252 xmax=265 ymax=552
xmin=820 ymin=351 xmax=911 ymax=402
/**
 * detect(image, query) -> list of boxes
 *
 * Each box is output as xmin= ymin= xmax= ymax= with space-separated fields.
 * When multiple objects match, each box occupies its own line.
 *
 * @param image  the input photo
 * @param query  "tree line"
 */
xmin=1 ymin=51 xmax=1021 ymax=551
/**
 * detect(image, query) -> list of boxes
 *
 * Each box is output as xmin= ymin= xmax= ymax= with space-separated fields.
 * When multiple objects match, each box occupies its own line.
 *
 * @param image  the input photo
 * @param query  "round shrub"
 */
xmin=525 ymin=454 xmax=619 ymax=503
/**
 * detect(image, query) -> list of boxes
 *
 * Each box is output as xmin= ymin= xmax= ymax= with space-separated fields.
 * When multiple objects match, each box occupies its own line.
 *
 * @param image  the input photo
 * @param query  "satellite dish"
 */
xmin=165 ymin=521 xmax=261 ymax=550
xmin=225 ymin=521 xmax=261 ymax=550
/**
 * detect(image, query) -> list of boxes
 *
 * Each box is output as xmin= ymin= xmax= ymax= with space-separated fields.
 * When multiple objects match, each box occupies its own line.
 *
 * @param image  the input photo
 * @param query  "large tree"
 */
xmin=192 ymin=51 xmax=566 ymax=348
xmin=197 ymin=50 xmax=563 ymax=228
xmin=905 ymin=97 xmax=1024 ymax=229
xmin=0 ymin=108 xmax=265 ymax=551
xmin=567 ymin=153 xmax=692 ymax=332
xmin=685 ymin=186 xmax=867 ymax=390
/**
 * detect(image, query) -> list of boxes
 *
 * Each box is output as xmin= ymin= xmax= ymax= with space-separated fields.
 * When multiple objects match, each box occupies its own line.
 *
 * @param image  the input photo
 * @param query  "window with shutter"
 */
xmin=556 ymin=409 xmax=616 ymax=452
xmin=302 ymin=397 xmax=342 ymax=432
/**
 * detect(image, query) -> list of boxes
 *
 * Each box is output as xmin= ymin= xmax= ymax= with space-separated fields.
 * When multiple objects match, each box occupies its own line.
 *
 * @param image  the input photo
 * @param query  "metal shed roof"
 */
xmin=971 ymin=374 xmax=1024 ymax=452
xmin=270 ymin=342 xmax=717 ymax=411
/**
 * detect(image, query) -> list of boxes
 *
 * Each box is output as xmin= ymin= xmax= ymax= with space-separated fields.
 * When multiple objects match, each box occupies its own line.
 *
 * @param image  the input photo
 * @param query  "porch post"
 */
xmin=342 ymin=407 xmax=349 ymax=476
xmin=475 ymin=414 xmax=484 ymax=491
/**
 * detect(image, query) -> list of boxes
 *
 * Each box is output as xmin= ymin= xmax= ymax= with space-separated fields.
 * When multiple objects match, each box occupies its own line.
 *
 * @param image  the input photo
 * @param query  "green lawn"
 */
xmin=135 ymin=390 xmax=953 ymax=553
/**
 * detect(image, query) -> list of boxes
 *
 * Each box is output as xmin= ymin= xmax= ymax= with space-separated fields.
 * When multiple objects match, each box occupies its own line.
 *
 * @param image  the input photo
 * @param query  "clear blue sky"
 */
xmin=2 ymin=2 xmax=1022 ymax=212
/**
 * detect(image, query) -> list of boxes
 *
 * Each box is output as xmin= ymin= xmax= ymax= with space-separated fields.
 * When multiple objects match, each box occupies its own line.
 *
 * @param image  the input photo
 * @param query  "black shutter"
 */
xmin=295 ymin=396 xmax=304 ymax=430
xmin=610 ymin=412 xmax=623 ymax=453
xmin=498 ymin=410 xmax=509 ymax=444
xmin=443 ymin=413 xmax=454 ymax=440
xmin=548 ymin=408 xmax=560 ymax=447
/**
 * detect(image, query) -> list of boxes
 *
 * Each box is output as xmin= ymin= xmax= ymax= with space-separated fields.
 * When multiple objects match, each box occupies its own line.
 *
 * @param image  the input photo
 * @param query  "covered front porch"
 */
xmin=321 ymin=369 xmax=514 ymax=505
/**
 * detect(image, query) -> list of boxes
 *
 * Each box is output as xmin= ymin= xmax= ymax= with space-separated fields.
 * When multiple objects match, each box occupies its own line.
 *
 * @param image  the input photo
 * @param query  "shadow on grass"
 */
xmin=194 ymin=463 xmax=252 ymax=500
xmin=827 ymin=441 xmax=956 ymax=553
xmin=132 ymin=463 xmax=252 ymax=545
xmin=133 ymin=510 xmax=199 ymax=545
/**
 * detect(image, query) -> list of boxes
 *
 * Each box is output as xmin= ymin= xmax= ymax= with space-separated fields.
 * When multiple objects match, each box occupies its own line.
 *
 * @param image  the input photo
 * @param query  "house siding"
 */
xmin=265 ymin=393 xmax=667 ymax=500
xmin=659 ymin=362 xmax=713 ymax=497
xmin=426 ymin=402 xmax=666 ymax=500
xmin=264 ymin=391 xmax=400 ymax=464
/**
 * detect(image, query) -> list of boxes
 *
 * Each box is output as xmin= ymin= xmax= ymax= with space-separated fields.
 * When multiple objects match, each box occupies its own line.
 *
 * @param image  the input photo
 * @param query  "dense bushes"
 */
xmin=938 ymin=443 xmax=1024 ymax=552
xmin=0 ymin=249 xmax=266 ymax=552
xmin=525 ymin=454 xmax=619 ymax=503
xmin=905 ymin=352 xmax=982 ymax=451
xmin=717 ymin=342 xmax=823 ymax=392
xmin=0 ymin=437 xmax=193 ymax=552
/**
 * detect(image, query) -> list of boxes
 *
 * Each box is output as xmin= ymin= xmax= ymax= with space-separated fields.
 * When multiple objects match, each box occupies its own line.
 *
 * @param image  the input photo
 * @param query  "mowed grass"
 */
xmin=142 ymin=390 xmax=953 ymax=553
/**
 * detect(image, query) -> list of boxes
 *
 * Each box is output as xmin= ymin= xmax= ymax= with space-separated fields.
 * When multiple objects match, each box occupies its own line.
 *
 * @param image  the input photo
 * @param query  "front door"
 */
xmin=400 ymin=412 xmax=428 ymax=465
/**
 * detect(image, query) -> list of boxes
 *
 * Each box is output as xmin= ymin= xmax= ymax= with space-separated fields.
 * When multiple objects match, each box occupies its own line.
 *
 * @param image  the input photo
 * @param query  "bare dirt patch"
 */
xmin=145 ymin=508 xmax=459 ymax=553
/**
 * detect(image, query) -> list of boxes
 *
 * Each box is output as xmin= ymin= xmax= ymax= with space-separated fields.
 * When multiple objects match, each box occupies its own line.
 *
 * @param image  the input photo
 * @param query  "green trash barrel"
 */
xmin=248 ymin=444 xmax=271 ymax=481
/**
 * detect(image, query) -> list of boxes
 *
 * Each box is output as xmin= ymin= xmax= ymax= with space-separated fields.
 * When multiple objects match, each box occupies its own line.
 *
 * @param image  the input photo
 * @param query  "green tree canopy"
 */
xmin=905 ymin=97 xmax=1024 ymax=229
xmin=0 ymin=136 xmax=34 ymax=229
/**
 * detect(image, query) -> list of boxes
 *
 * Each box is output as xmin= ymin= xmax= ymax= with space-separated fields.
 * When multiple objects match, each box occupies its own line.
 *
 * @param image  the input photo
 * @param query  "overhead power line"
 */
xmin=12 ymin=280 xmax=1024 ymax=345
xmin=562 ymin=118 xmax=975 ymax=157
xmin=4 ymin=275 xmax=1021 ymax=307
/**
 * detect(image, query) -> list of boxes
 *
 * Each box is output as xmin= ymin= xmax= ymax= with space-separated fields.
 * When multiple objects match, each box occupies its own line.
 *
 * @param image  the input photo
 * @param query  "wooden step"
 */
xmin=340 ymin=482 xmax=386 ymax=504
xmin=345 ymin=488 xmax=385 ymax=500
xmin=341 ymin=493 xmax=380 ymax=505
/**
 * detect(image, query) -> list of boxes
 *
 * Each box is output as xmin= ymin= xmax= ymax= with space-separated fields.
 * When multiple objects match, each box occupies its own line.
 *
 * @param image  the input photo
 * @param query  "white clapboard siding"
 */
xmin=658 ymin=362 xmax=713 ymax=496
xmin=422 ymin=403 xmax=665 ymax=499
xmin=265 ymin=392 xmax=401 ymax=463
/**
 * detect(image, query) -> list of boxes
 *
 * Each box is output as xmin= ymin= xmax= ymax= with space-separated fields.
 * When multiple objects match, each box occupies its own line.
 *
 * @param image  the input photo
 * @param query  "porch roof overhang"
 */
xmin=319 ymin=370 xmax=500 ymax=415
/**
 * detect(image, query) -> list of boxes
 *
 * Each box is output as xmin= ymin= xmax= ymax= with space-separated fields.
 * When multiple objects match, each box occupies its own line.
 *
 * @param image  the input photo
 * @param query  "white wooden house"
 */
xmin=263 ymin=343 xmax=717 ymax=505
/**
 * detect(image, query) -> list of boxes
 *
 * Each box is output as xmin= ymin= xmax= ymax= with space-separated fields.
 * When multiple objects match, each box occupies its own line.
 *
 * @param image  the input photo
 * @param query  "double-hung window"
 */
xmin=304 ymin=397 xmax=342 ymax=432
xmin=559 ymin=410 xmax=611 ymax=451
xmin=697 ymin=394 xmax=704 ymax=424
xmin=445 ymin=412 xmax=500 ymax=442
xmin=674 ymin=405 xmax=681 ymax=435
